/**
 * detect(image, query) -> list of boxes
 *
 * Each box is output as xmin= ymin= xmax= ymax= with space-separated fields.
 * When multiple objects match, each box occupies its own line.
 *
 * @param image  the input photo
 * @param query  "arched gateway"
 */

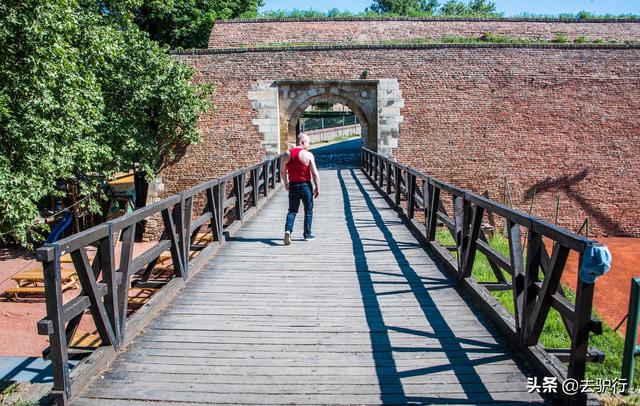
xmin=248 ymin=79 xmax=404 ymax=157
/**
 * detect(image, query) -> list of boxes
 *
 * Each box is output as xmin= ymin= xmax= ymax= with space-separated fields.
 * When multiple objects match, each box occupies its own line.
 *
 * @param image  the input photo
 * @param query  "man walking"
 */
xmin=281 ymin=133 xmax=320 ymax=245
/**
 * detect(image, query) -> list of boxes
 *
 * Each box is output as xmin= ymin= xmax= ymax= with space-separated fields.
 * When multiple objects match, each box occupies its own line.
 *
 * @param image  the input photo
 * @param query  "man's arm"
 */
xmin=308 ymin=153 xmax=320 ymax=198
xmin=280 ymin=152 xmax=290 ymax=191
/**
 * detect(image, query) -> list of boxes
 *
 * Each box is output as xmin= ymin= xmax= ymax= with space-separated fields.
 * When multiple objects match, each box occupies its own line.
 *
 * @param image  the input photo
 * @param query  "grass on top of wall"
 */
xmin=238 ymin=34 xmax=639 ymax=49
xmin=434 ymin=228 xmax=640 ymax=398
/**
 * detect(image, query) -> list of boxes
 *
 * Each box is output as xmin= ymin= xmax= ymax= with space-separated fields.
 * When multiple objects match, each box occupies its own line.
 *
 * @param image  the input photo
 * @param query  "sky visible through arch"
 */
xmin=260 ymin=0 xmax=640 ymax=16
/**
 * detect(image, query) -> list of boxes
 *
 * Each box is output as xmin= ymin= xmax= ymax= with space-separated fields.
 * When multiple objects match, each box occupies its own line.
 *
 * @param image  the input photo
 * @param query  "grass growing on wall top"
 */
xmin=434 ymin=228 xmax=640 ymax=395
xmin=237 ymin=35 xmax=638 ymax=49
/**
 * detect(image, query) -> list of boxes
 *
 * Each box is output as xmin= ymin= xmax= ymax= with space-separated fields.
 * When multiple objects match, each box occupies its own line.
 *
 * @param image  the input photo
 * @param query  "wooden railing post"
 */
xmin=38 ymin=246 xmax=70 ymax=404
xmin=214 ymin=181 xmax=226 ymax=245
xmin=394 ymin=167 xmax=402 ymax=208
xmin=386 ymin=161 xmax=392 ymax=195
xmin=234 ymin=173 xmax=245 ymax=222
xmin=423 ymin=179 xmax=430 ymax=230
xmin=182 ymin=195 xmax=194 ymax=275
xmin=116 ymin=225 xmax=136 ymax=339
xmin=374 ymin=156 xmax=379 ymax=182
xmin=252 ymin=168 xmax=260 ymax=208
xmin=206 ymin=182 xmax=222 ymax=244
xmin=427 ymin=183 xmax=440 ymax=241
xmin=515 ymin=222 xmax=534 ymax=344
xmin=270 ymin=159 xmax=277 ymax=189
xmin=161 ymin=204 xmax=185 ymax=279
xmin=262 ymin=163 xmax=269 ymax=197
xmin=100 ymin=228 xmax=120 ymax=344
xmin=276 ymin=157 xmax=282 ymax=183
xmin=407 ymin=173 xmax=416 ymax=219
xmin=567 ymin=275 xmax=596 ymax=405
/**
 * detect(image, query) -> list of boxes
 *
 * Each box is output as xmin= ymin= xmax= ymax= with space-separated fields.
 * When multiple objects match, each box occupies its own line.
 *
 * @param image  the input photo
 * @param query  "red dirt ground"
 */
xmin=559 ymin=237 xmax=640 ymax=337
xmin=0 ymin=242 xmax=155 ymax=357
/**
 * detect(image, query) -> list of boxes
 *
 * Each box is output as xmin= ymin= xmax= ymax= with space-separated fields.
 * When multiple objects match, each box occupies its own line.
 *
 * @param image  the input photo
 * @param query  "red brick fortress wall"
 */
xmin=170 ymin=44 xmax=640 ymax=237
xmin=208 ymin=18 xmax=640 ymax=48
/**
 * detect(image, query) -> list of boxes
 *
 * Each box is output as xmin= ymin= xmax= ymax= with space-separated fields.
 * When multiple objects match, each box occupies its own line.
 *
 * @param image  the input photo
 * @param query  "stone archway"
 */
xmin=286 ymin=93 xmax=371 ymax=150
xmin=248 ymin=79 xmax=403 ymax=158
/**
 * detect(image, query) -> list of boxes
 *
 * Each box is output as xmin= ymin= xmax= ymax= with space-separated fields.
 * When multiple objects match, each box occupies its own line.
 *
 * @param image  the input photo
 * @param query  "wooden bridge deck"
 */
xmin=73 ymin=168 xmax=548 ymax=405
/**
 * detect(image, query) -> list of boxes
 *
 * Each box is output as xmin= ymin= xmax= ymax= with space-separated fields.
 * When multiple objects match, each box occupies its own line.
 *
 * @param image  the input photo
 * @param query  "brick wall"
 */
xmin=169 ymin=45 xmax=640 ymax=237
xmin=208 ymin=18 xmax=640 ymax=48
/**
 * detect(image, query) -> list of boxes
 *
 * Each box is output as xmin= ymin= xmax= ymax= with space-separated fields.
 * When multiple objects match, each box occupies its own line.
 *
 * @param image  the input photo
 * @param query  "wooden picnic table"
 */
xmin=4 ymin=267 xmax=79 ymax=299
xmin=11 ymin=268 xmax=78 ymax=288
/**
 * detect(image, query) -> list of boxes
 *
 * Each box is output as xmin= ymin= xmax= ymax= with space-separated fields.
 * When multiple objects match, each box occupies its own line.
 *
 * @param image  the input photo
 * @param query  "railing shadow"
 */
xmin=338 ymin=168 xmax=535 ymax=404
xmin=524 ymin=169 xmax=626 ymax=235
xmin=225 ymin=236 xmax=281 ymax=246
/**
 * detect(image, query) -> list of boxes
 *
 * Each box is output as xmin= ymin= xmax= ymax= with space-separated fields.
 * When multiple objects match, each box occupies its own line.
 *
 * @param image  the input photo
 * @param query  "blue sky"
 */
xmin=259 ymin=0 xmax=640 ymax=16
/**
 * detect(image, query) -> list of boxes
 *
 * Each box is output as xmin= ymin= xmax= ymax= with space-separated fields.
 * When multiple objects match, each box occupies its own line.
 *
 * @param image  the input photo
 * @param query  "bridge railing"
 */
xmin=362 ymin=147 xmax=602 ymax=405
xmin=36 ymin=155 xmax=282 ymax=405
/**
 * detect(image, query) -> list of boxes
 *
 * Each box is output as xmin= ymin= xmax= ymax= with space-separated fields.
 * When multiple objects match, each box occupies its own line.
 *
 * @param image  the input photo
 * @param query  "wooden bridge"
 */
xmin=37 ymin=147 xmax=602 ymax=405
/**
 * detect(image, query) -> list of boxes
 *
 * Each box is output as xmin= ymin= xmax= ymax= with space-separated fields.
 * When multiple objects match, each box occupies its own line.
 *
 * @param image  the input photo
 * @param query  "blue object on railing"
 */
xmin=578 ymin=242 xmax=612 ymax=284
xmin=46 ymin=211 xmax=73 ymax=244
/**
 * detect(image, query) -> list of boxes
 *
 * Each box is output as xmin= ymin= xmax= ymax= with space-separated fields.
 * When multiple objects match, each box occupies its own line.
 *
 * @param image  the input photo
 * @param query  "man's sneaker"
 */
xmin=284 ymin=231 xmax=292 ymax=245
xmin=304 ymin=234 xmax=316 ymax=241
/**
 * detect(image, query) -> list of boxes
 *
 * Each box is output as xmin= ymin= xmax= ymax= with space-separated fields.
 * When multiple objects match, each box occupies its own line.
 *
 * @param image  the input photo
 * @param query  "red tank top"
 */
xmin=287 ymin=147 xmax=311 ymax=182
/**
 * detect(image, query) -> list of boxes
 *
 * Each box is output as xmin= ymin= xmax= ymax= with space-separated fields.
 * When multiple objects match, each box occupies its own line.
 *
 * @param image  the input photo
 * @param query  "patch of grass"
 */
xmin=260 ymin=41 xmax=324 ymax=48
xmin=1 ymin=382 xmax=19 ymax=396
xmin=552 ymin=34 xmax=569 ymax=44
xmin=434 ymin=228 xmax=640 ymax=393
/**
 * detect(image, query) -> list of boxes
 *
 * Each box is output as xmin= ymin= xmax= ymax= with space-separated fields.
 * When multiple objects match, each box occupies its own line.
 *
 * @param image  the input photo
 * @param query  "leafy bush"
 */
xmin=0 ymin=0 xmax=212 ymax=246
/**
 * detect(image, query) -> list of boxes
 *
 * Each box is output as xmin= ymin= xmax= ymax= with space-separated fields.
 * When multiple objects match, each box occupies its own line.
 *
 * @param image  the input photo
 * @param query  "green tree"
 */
xmin=0 ymin=0 xmax=212 ymax=246
xmin=368 ymin=0 xmax=498 ymax=16
xmin=369 ymin=0 xmax=439 ymax=14
xmin=131 ymin=0 xmax=265 ymax=49
xmin=439 ymin=0 xmax=468 ymax=15
xmin=467 ymin=0 xmax=497 ymax=15
xmin=439 ymin=0 xmax=497 ymax=16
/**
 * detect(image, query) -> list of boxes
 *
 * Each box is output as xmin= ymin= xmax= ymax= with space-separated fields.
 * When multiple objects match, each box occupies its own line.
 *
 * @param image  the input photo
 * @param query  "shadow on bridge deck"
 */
xmin=71 ymin=159 xmax=550 ymax=405
xmin=339 ymin=168 xmax=520 ymax=404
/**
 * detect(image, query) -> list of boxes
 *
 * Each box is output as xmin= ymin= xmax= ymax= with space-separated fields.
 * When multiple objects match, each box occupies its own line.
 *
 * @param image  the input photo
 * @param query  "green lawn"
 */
xmin=434 ymin=228 xmax=640 ymax=396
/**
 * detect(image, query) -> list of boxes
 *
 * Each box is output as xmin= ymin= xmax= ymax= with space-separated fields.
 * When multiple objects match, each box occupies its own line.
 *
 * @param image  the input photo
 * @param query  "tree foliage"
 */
xmin=367 ymin=0 xmax=498 ymax=17
xmin=369 ymin=0 xmax=439 ymax=15
xmin=439 ymin=0 xmax=497 ymax=16
xmin=130 ymin=0 xmax=265 ymax=49
xmin=0 ymin=0 xmax=212 ymax=246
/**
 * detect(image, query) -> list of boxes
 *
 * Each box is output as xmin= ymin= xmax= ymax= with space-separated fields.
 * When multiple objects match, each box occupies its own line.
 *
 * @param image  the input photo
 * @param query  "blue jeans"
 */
xmin=285 ymin=181 xmax=314 ymax=238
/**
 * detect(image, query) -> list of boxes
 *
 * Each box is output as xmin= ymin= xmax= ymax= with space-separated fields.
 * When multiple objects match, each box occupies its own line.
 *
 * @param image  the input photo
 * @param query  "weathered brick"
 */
xmin=208 ymin=18 xmax=640 ymax=48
